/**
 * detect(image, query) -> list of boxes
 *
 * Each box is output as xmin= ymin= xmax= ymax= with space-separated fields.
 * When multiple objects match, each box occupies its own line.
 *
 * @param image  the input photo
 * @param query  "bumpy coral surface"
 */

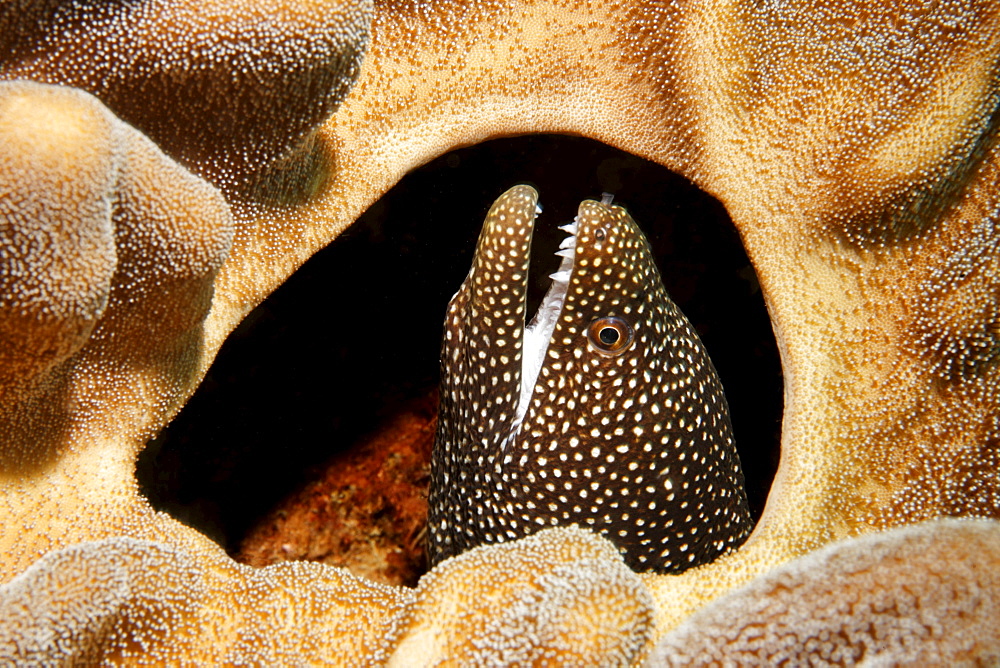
xmin=0 ymin=0 xmax=371 ymax=192
xmin=651 ymin=518 xmax=1000 ymax=665
xmin=0 ymin=538 xmax=205 ymax=664
xmin=0 ymin=79 xmax=409 ymax=663
xmin=0 ymin=79 xmax=232 ymax=476
xmin=1 ymin=0 xmax=999 ymax=662
xmin=394 ymin=526 xmax=654 ymax=666
xmin=0 ymin=535 xmax=414 ymax=664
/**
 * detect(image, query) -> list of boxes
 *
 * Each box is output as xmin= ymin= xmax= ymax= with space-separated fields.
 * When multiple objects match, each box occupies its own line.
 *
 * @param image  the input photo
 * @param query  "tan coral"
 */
xmin=0 ymin=535 xmax=414 ymax=664
xmin=1 ymin=0 xmax=999 ymax=662
xmin=393 ymin=526 xmax=654 ymax=666
xmin=0 ymin=537 xmax=206 ymax=664
xmin=0 ymin=79 xmax=422 ymax=663
xmin=0 ymin=84 xmax=118 ymax=396
xmin=0 ymin=79 xmax=231 ymax=536
xmin=650 ymin=518 xmax=1000 ymax=665
xmin=0 ymin=0 xmax=372 ymax=191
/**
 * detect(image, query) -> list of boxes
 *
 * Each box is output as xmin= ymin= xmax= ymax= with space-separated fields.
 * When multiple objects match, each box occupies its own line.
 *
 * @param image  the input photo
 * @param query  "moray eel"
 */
xmin=428 ymin=185 xmax=752 ymax=573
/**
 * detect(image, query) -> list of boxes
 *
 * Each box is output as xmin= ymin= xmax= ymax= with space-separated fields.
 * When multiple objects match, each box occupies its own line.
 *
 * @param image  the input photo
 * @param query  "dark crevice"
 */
xmin=137 ymin=134 xmax=782 ymax=578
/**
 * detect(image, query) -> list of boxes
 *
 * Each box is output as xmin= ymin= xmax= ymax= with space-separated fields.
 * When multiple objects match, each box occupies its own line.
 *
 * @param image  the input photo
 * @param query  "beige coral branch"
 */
xmin=0 ymin=0 xmax=372 ymax=192
xmin=0 ymin=537 xmax=206 ymax=664
xmin=651 ymin=518 xmax=1000 ymax=665
xmin=392 ymin=526 xmax=654 ymax=665
xmin=1 ymin=0 xmax=999 ymax=662
xmin=0 ymin=534 xmax=415 ymax=664
xmin=0 ymin=79 xmax=233 ymax=471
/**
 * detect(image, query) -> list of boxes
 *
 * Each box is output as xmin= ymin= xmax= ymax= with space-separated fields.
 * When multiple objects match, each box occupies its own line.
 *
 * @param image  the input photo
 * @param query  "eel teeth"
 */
xmin=558 ymin=235 xmax=577 ymax=250
xmin=549 ymin=269 xmax=571 ymax=283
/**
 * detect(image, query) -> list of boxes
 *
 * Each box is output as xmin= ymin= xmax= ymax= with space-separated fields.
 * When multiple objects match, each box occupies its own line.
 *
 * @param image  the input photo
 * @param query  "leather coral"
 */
xmin=2 ymin=0 xmax=1000 ymax=663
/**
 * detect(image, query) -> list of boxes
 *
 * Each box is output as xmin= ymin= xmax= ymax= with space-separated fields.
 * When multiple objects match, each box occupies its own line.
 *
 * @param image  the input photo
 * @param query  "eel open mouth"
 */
xmin=519 ymin=193 xmax=627 ymax=434
xmin=517 ymin=197 xmax=577 ymax=434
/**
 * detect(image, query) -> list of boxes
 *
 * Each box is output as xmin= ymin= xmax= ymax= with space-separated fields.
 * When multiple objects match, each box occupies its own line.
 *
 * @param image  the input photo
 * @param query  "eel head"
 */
xmin=428 ymin=185 xmax=752 ymax=573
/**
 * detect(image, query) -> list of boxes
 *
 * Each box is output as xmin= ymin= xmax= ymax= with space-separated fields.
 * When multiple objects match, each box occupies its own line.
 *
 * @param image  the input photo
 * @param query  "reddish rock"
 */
xmin=237 ymin=392 xmax=436 ymax=587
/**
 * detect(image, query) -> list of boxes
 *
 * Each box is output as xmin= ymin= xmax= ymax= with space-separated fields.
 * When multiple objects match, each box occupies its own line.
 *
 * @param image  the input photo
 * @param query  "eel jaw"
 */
xmin=511 ymin=209 xmax=579 ymax=438
xmin=458 ymin=184 xmax=581 ymax=450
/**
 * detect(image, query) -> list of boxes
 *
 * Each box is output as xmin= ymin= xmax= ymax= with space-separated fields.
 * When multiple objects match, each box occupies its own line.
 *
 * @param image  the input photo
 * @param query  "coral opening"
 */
xmin=137 ymin=134 xmax=782 ymax=587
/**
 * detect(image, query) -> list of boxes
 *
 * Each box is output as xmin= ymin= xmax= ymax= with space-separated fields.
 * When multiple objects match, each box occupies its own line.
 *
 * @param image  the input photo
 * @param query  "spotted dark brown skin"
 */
xmin=428 ymin=185 xmax=752 ymax=573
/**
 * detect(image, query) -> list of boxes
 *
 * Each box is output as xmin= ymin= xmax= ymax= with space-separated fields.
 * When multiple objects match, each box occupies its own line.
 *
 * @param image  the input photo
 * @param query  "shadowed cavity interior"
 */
xmin=136 ymin=134 xmax=782 ymax=586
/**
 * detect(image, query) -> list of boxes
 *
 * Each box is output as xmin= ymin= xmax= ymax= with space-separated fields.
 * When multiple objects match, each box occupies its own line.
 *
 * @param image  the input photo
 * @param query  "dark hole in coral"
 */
xmin=137 ymin=134 xmax=783 ymax=586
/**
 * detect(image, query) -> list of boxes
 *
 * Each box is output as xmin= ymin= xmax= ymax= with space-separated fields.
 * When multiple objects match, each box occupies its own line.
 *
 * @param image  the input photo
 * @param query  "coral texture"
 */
xmin=0 ymin=78 xmax=233 ymax=464
xmin=393 ymin=526 xmax=654 ymax=666
xmin=0 ymin=537 xmax=205 ymax=664
xmin=0 ymin=535 xmax=414 ymax=664
xmin=0 ymin=0 xmax=998 ymax=662
xmin=0 ymin=79 xmax=410 ymax=662
xmin=0 ymin=0 xmax=372 ymax=191
xmin=651 ymin=518 xmax=1000 ymax=665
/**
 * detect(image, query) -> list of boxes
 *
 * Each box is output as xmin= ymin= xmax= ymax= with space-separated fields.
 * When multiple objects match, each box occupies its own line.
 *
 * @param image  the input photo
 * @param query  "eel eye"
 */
xmin=587 ymin=316 xmax=633 ymax=356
